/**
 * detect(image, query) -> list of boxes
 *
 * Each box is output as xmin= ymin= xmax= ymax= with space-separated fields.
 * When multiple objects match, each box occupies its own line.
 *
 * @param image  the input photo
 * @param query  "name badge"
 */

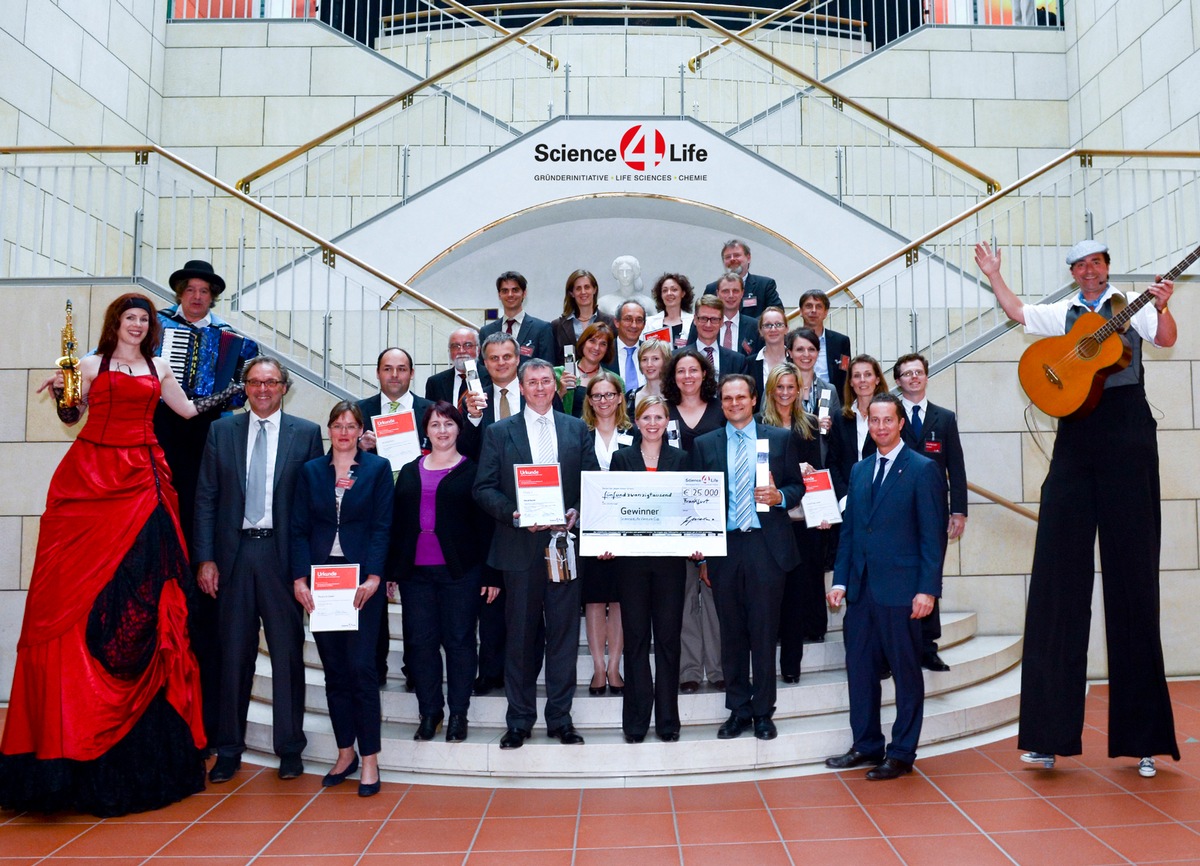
xmin=924 ymin=441 xmax=943 ymax=454
xmin=742 ymin=297 xmax=757 ymax=307
xmin=519 ymin=345 xmax=534 ymax=357
xmin=674 ymin=336 xmax=688 ymax=348
xmin=617 ymin=433 xmax=634 ymax=447
xmin=336 ymin=476 xmax=356 ymax=489
xmin=838 ymin=354 xmax=851 ymax=371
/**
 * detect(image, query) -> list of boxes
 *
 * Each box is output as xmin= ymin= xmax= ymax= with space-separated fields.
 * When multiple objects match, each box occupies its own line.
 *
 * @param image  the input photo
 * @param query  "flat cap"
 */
xmin=1066 ymin=239 xmax=1108 ymax=266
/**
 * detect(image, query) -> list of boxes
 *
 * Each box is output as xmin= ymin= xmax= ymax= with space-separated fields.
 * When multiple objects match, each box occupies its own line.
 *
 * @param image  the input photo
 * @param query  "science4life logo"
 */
xmin=533 ymin=124 xmax=708 ymax=171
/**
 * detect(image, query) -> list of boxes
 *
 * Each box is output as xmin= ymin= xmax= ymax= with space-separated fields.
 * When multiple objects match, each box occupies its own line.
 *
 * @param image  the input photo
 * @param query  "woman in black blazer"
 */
xmin=389 ymin=401 xmax=497 ymax=745
xmin=825 ymin=354 xmax=889 ymax=500
xmin=291 ymin=401 xmax=394 ymax=796
xmin=606 ymin=395 xmax=703 ymax=743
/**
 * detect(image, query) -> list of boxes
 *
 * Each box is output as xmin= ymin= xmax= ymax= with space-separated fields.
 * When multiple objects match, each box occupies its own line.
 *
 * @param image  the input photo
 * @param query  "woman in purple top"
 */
xmin=389 ymin=402 xmax=497 ymax=743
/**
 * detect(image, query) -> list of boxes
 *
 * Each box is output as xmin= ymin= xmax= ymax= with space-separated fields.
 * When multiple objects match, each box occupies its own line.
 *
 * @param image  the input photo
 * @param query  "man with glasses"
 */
xmin=613 ymin=300 xmax=647 ymax=395
xmin=688 ymin=274 xmax=763 ymax=357
xmin=194 ymin=357 xmax=323 ymax=784
xmin=683 ymin=294 xmax=747 ymax=377
xmin=892 ymin=353 xmax=967 ymax=672
xmin=426 ymin=327 xmax=482 ymax=407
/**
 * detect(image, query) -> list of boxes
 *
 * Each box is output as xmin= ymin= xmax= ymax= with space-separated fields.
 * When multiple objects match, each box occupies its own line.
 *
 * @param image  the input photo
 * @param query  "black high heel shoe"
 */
xmin=607 ymin=674 xmax=624 ymax=696
xmin=322 ymin=753 xmax=359 ymax=787
xmin=589 ymin=674 xmax=607 ymax=697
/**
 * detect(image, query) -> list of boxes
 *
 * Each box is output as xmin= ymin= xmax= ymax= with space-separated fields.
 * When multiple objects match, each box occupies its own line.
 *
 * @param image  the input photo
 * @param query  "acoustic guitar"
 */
xmin=1018 ymin=243 xmax=1199 ymax=419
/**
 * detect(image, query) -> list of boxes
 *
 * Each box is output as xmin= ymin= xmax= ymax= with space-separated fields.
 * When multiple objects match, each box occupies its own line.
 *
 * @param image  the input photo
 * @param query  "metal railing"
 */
xmin=0 ymin=146 xmax=471 ymax=394
xmin=810 ymin=149 xmax=1200 ymax=376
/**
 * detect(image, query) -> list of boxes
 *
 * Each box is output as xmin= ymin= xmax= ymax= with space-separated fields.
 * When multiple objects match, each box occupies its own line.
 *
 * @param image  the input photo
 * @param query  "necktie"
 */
xmin=733 ymin=431 xmax=754 ymax=531
xmin=911 ymin=405 xmax=923 ymax=439
xmin=388 ymin=400 xmax=399 ymax=413
xmin=499 ymin=387 xmax=512 ymax=419
xmin=505 ymin=318 xmax=516 ymax=335
xmin=723 ymin=319 xmax=734 ymax=350
xmin=536 ymin=415 xmax=555 ymax=463
xmin=246 ymin=419 xmax=267 ymax=524
xmin=871 ymin=456 xmax=889 ymax=505
xmin=457 ymin=374 xmax=468 ymax=412
xmin=704 ymin=346 xmax=715 ymax=370
xmin=624 ymin=346 xmax=639 ymax=391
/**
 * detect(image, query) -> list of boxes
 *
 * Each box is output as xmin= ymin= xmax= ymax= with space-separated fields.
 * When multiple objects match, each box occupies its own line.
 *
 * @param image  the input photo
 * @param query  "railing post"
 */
xmin=565 ymin=63 xmax=571 ymax=118
xmin=425 ymin=36 xmax=432 ymax=79
xmin=1084 ymin=209 xmax=1094 ymax=240
xmin=323 ymin=312 xmax=333 ymax=388
xmin=836 ymin=147 xmax=845 ymax=204
xmin=401 ymin=145 xmax=410 ymax=204
xmin=814 ymin=36 xmax=819 ymax=79
xmin=910 ymin=308 xmax=919 ymax=354
xmin=679 ymin=63 xmax=685 ymax=118
xmin=131 ymin=208 xmax=144 ymax=279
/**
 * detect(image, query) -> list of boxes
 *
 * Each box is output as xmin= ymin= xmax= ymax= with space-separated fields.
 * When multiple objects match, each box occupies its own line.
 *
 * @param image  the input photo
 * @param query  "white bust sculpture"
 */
xmin=598 ymin=254 xmax=655 ymax=318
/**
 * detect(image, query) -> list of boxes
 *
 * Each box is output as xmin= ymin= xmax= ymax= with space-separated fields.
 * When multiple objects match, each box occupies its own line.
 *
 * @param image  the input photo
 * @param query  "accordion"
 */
xmin=160 ymin=327 xmax=250 ymax=398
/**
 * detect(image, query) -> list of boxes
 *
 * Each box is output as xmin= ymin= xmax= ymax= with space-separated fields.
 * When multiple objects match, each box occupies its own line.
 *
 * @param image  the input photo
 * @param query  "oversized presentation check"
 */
xmin=579 ymin=471 xmax=726 ymax=557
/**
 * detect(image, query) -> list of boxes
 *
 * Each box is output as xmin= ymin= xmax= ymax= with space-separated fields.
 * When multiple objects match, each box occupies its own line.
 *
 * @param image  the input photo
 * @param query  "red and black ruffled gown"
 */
xmin=0 ymin=360 xmax=206 ymax=817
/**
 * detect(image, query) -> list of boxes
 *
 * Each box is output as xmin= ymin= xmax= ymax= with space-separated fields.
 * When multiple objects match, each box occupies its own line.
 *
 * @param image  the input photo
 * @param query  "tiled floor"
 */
xmin=2 ymin=681 xmax=1199 ymax=865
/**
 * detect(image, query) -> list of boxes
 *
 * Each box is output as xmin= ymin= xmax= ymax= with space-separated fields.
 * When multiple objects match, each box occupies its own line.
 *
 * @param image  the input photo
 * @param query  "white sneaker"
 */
xmin=1138 ymin=757 xmax=1156 ymax=778
xmin=1021 ymin=752 xmax=1056 ymax=768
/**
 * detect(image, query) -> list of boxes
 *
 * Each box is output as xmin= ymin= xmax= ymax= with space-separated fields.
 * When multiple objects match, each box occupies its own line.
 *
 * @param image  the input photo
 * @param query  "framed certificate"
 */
xmin=372 ymin=410 xmax=421 ymax=472
xmin=579 ymin=471 xmax=727 ymax=557
xmin=309 ymin=563 xmax=360 ymax=632
xmin=514 ymin=463 xmax=566 ymax=527
xmin=800 ymin=469 xmax=842 ymax=526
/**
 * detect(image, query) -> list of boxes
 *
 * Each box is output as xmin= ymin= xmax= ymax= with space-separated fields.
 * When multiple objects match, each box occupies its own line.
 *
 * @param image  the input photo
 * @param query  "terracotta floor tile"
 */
xmin=155 ymin=821 xmax=283 ymax=857
xmin=681 ymin=841 xmax=793 ymax=866
xmin=576 ymin=812 xmax=677 ymax=848
xmin=262 ymin=819 xmax=382 ymax=855
xmin=841 ymin=775 xmax=948 ymax=806
xmin=198 ymin=792 xmax=315 ymax=822
xmin=465 ymin=850 xmax=575 ymax=866
xmin=1098 ymin=763 xmax=1200 ymax=793
xmin=0 ymin=821 xmax=96 ymax=857
xmin=1051 ymin=792 xmax=1178 ymax=827
xmin=757 ymin=777 xmax=859 ymax=808
xmin=675 ymin=808 xmax=780 ymax=845
xmin=144 ymin=858 xmax=256 ymax=866
xmin=231 ymin=771 xmax=325 ymax=795
xmin=1090 ymin=822 xmax=1200 ymax=862
xmin=889 ymin=832 xmax=1018 ymax=866
xmin=928 ymin=771 xmax=1039 ymax=802
xmin=1021 ymin=768 xmax=1126 ymax=797
xmin=770 ymin=805 xmax=880 ymax=841
xmin=0 ymin=860 xmax=40 ymax=866
xmin=580 ymin=786 xmax=673 ymax=815
xmin=785 ymin=838 xmax=906 ymax=865
xmin=31 ymin=859 xmax=149 ymax=866
xmin=670 ymin=781 xmax=765 ymax=812
xmin=368 ymin=817 xmax=479 ymax=854
xmin=296 ymin=789 xmax=403 ymax=821
xmin=862 ymin=802 xmax=978 ymax=837
xmin=106 ymin=793 xmax=225 ymax=823
xmin=990 ymin=828 xmax=1127 ymax=866
xmin=1138 ymin=790 xmax=1200 ymax=822
xmin=486 ymin=787 xmax=581 ymax=817
xmin=916 ymin=750 xmax=1008 ymax=776
xmin=5 ymin=810 xmax=101 ymax=826
xmin=472 ymin=815 xmax=578 ymax=851
xmin=359 ymin=855 xmax=463 ymax=865
xmin=391 ymin=786 xmax=493 ymax=819
xmin=574 ymin=845 xmax=682 ymax=866
xmin=956 ymin=796 xmax=1077 ymax=833
xmin=255 ymin=857 xmax=361 ymax=866
xmin=54 ymin=821 xmax=188 ymax=858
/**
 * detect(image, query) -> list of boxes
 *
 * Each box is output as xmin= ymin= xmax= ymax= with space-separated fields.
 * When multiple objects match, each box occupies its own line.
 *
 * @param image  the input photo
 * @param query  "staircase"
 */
xmin=246 ymin=603 xmax=1022 ymax=785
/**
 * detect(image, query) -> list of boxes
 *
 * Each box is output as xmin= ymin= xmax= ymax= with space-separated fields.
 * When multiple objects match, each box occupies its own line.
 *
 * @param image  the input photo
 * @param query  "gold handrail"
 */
xmin=236 ymin=5 xmax=998 ymax=197
xmin=788 ymin=147 xmax=1200 ymax=322
xmin=385 ymin=0 xmax=833 ymax=24
xmin=0 ymin=144 xmax=473 ymax=329
xmin=688 ymin=0 xmax=862 ymax=70
xmin=403 ymin=0 xmax=560 ymax=70
xmin=968 ymin=482 xmax=1038 ymax=522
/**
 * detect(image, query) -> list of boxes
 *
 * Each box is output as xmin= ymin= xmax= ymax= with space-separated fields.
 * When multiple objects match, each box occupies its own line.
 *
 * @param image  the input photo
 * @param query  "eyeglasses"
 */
xmin=245 ymin=379 xmax=283 ymax=388
xmin=449 ymin=342 xmax=476 ymax=351
xmin=896 ymin=370 xmax=926 ymax=379
xmin=695 ymin=315 xmax=721 ymax=325
xmin=760 ymin=322 xmax=786 ymax=330
xmin=330 ymin=424 xmax=361 ymax=432
xmin=589 ymin=392 xmax=620 ymax=402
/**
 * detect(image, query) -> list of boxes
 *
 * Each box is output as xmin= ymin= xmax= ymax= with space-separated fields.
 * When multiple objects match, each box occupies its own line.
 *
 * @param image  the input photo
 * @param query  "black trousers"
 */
xmin=503 ymin=563 xmax=581 ymax=732
xmin=780 ymin=522 xmax=829 ymax=677
xmin=213 ymin=535 xmax=307 ymax=759
xmin=709 ymin=530 xmax=786 ymax=719
xmin=1018 ymin=386 xmax=1178 ymax=759
xmin=313 ymin=557 xmax=383 ymax=756
xmin=477 ymin=566 xmax=507 ymax=682
xmin=617 ymin=559 xmax=686 ymax=738
xmin=400 ymin=565 xmax=480 ymax=717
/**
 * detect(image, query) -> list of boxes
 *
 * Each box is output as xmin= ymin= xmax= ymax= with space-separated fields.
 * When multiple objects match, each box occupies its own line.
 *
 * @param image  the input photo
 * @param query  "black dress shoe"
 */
xmin=623 ymin=732 xmax=645 ymax=744
xmin=404 ymin=679 xmax=416 ymax=694
xmin=717 ymin=714 xmax=752 ymax=739
xmin=278 ymin=753 xmax=304 ymax=780
xmin=208 ymin=755 xmax=241 ymax=783
xmin=473 ymin=676 xmax=493 ymax=696
xmin=588 ymin=677 xmax=608 ymax=697
xmin=753 ymin=716 xmax=778 ymax=740
xmin=781 ymin=673 xmax=800 ymax=684
xmin=824 ymin=749 xmax=885 ymax=770
xmin=866 ymin=757 xmax=913 ymax=780
xmin=445 ymin=714 xmax=468 ymax=743
xmin=711 ymin=679 xmax=726 ymax=691
xmin=547 ymin=724 xmax=585 ymax=745
xmin=679 ymin=680 xmax=700 ymax=694
xmin=322 ymin=754 xmax=358 ymax=787
xmin=414 ymin=713 xmax=444 ymax=741
xmin=921 ymin=651 xmax=951 ymax=672
xmin=499 ymin=728 xmax=530 ymax=750
xmin=879 ymin=665 xmax=892 ymax=680
xmin=607 ymin=682 xmax=624 ymax=696
xmin=657 ymin=730 xmax=680 ymax=742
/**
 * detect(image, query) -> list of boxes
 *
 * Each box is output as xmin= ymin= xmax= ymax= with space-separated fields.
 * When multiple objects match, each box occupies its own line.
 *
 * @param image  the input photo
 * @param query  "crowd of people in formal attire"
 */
xmin=0 ymin=235 xmax=1181 ymax=817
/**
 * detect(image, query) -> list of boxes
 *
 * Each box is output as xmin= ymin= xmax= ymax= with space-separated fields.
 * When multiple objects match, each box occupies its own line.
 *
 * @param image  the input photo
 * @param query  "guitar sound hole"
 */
xmin=1077 ymin=336 xmax=1100 ymax=360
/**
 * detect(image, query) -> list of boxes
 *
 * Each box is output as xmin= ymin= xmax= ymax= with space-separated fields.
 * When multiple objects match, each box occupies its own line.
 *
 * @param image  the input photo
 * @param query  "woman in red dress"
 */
xmin=0 ymin=293 xmax=239 ymax=817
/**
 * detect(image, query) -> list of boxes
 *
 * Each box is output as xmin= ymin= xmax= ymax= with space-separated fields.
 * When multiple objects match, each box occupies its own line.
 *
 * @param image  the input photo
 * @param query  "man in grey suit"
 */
xmin=473 ymin=358 xmax=600 ymax=749
xmin=194 ymin=357 xmax=324 ymax=783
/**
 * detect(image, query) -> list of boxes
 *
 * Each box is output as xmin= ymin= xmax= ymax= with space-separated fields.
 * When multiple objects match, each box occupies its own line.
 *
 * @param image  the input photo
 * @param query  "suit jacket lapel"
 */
xmin=511 ymin=416 xmax=534 ymax=464
xmin=234 ymin=412 xmax=251 ymax=497
xmin=869 ymin=448 xmax=908 ymax=518
xmin=274 ymin=414 xmax=294 ymax=488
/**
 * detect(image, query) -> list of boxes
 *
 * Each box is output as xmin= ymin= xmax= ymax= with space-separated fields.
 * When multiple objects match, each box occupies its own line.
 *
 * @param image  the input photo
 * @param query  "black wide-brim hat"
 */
xmin=169 ymin=260 xmax=226 ymax=296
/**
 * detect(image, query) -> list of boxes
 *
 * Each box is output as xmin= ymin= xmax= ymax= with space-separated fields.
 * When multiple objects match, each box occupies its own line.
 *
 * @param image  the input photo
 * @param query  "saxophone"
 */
xmin=56 ymin=300 xmax=83 ymax=409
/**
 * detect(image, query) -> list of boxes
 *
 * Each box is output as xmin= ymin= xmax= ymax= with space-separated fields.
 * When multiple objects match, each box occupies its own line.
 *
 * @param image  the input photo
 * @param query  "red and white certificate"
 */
xmin=514 ymin=463 xmax=566 ymax=527
xmin=372 ymin=409 xmax=420 ymax=472
xmin=309 ymin=563 xmax=360 ymax=632
xmin=800 ymin=469 xmax=842 ymax=526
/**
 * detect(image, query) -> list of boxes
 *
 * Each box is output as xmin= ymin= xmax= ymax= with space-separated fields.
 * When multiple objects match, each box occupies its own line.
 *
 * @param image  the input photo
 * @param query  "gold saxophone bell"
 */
xmin=56 ymin=300 xmax=82 ymax=409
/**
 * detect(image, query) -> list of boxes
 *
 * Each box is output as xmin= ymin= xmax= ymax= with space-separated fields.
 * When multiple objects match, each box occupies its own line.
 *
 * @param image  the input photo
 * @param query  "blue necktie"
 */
xmin=871 ymin=456 xmax=888 ymax=505
xmin=733 ymin=431 xmax=754 ymax=530
xmin=624 ymin=345 xmax=639 ymax=391
xmin=911 ymin=405 xmax=923 ymax=439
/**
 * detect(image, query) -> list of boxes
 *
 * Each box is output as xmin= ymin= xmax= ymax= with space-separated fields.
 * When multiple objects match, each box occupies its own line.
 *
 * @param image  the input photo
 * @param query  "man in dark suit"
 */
xmin=825 ymin=394 xmax=944 ymax=780
xmin=687 ymin=274 xmax=764 ymax=357
xmin=894 ymin=353 xmax=967 ymax=672
xmin=473 ymin=358 xmax=600 ymax=748
xmin=690 ymin=375 xmax=804 ymax=740
xmin=194 ymin=357 xmax=324 ymax=783
xmin=356 ymin=346 xmax=430 ymax=690
xmin=425 ymin=326 xmax=480 ymax=407
xmin=799 ymin=289 xmax=852 ymax=398
xmin=704 ymin=239 xmax=781 ymax=318
xmin=684 ymin=294 xmax=748 ymax=377
xmin=477 ymin=271 xmax=556 ymax=365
